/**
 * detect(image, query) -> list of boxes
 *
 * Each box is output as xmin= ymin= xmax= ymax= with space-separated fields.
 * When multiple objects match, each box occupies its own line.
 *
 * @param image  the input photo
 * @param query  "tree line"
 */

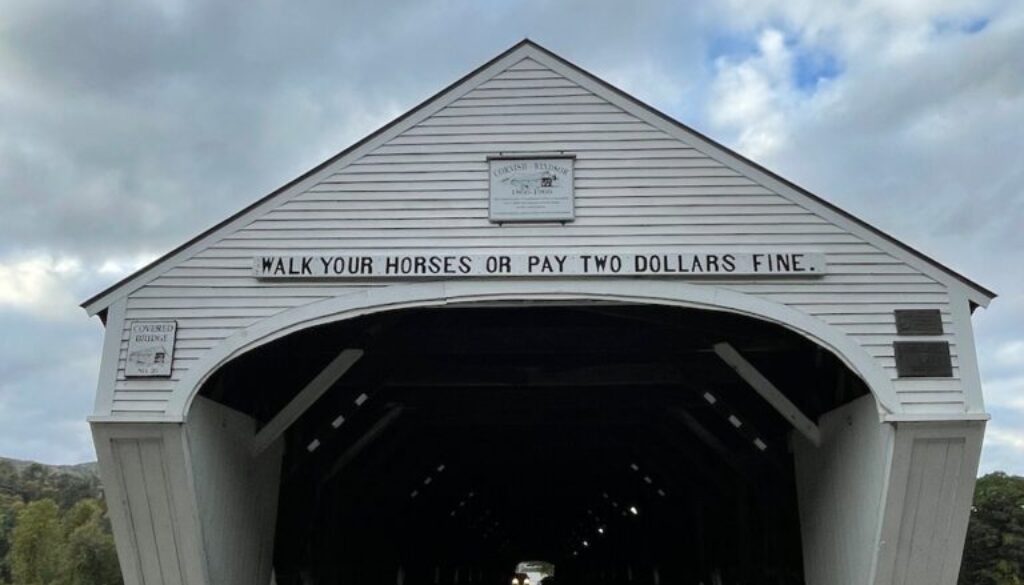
xmin=0 ymin=456 xmax=1019 ymax=584
xmin=0 ymin=460 xmax=120 ymax=585
xmin=960 ymin=472 xmax=1024 ymax=585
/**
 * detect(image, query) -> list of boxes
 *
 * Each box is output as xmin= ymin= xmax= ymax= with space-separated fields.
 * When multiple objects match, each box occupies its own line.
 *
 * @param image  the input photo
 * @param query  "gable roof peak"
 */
xmin=81 ymin=39 xmax=995 ymax=315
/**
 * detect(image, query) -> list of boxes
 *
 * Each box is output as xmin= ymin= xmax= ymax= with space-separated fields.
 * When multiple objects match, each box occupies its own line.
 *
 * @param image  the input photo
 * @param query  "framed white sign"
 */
xmin=489 ymin=156 xmax=574 ymax=222
xmin=125 ymin=320 xmax=177 ymax=377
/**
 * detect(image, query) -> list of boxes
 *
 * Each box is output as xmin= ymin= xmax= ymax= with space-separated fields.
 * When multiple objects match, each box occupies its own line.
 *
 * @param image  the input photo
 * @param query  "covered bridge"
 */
xmin=83 ymin=40 xmax=994 ymax=585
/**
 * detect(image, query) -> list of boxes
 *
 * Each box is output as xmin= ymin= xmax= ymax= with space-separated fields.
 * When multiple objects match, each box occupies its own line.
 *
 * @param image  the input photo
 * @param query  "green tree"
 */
xmin=0 ymin=494 xmax=25 ymax=583
xmin=0 ymin=460 xmax=123 ymax=584
xmin=60 ymin=500 xmax=121 ymax=585
xmin=16 ymin=466 xmax=56 ymax=504
xmin=10 ymin=499 xmax=64 ymax=585
xmin=49 ymin=476 xmax=99 ymax=512
xmin=960 ymin=472 xmax=1024 ymax=585
xmin=0 ymin=462 xmax=17 ymax=498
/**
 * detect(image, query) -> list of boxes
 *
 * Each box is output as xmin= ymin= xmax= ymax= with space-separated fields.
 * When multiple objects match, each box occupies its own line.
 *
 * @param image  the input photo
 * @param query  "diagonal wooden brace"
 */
xmin=713 ymin=342 xmax=821 ymax=446
xmin=252 ymin=348 xmax=364 ymax=455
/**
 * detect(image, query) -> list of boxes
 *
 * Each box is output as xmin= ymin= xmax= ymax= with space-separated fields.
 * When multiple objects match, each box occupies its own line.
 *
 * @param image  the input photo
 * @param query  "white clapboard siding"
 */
xmin=109 ymin=56 xmax=969 ymax=417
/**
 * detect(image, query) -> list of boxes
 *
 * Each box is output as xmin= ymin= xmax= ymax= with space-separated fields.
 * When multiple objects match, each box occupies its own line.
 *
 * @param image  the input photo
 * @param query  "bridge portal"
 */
xmin=84 ymin=41 xmax=992 ymax=585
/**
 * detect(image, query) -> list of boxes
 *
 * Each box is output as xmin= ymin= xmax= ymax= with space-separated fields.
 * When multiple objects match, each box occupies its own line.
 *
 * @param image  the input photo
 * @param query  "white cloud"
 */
xmin=717 ymin=0 xmax=1010 ymax=55
xmin=982 ymin=340 xmax=1024 ymax=413
xmin=987 ymin=425 xmax=1024 ymax=450
xmin=994 ymin=340 xmax=1024 ymax=367
xmin=0 ymin=253 xmax=160 ymax=321
xmin=982 ymin=374 xmax=1024 ymax=410
xmin=704 ymin=2 xmax=1024 ymax=476
xmin=0 ymin=255 xmax=82 ymax=319
xmin=706 ymin=0 xmax=1024 ymax=167
xmin=97 ymin=254 xmax=159 ymax=276
xmin=708 ymin=28 xmax=801 ymax=158
xmin=979 ymin=423 xmax=1024 ymax=474
xmin=603 ymin=59 xmax=691 ymax=111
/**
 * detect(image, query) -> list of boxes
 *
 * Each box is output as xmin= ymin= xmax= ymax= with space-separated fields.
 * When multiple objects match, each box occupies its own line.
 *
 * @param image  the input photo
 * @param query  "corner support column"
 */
xmin=871 ymin=419 xmax=986 ymax=585
xmin=92 ymin=421 xmax=208 ymax=585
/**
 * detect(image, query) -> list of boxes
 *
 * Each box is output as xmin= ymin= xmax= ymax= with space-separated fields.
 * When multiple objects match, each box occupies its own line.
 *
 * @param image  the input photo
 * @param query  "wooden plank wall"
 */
xmin=91 ymin=425 xmax=206 ymax=585
xmin=186 ymin=397 xmax=282 ymax=585
xmin=107 ymin=56 xmax=965 ymax=417
xmin=873 ymin=421 xmax=985 ymax=585
xmin=794 ymin=394 xmax=893 ymax=585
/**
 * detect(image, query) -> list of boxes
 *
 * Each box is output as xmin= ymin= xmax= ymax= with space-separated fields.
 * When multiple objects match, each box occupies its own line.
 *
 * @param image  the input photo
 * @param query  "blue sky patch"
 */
xmin=792 ymin=47 xmax=842 ymax=91
xmin=934 ymin=15 xmax=990 ymax=36
xmin=706 ymin=28 xmax=842 ymax=93
xmin=706 ymin=30 xmax=761 ymax=64
xmin=962 ymin=17 xmax=990 ymax=34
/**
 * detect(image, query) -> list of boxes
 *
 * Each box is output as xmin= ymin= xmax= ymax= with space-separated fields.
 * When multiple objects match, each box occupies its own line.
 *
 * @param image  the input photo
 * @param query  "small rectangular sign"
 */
xmin=894 ymin=309 xmax=944 ymax=335
xmin=125 ymin=321 xmax=177 ymax=378
xmin=894 ymin=341 xmax=953 ymax=378
xmin=489 ymin=157 xmax=574 ymax=222
xmin=252 ymin=252 xmax=826 ymax=279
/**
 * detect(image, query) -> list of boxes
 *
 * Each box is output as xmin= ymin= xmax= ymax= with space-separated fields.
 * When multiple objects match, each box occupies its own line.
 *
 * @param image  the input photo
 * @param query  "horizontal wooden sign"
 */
xmin=253 ymin=252 xmax=826 ymax=279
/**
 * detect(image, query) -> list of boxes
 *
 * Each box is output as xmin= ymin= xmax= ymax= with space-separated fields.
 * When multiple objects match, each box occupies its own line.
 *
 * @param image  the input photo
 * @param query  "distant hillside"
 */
xmin=0 ymin=456 xmax=99 ymax=479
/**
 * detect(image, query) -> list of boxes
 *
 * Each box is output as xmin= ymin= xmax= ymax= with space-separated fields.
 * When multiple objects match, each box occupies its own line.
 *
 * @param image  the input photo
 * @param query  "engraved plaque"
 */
xmin=894 ymin=309 xmax=944 ymax=335
xmin=894 ymin=341 xmax=953 ymax=378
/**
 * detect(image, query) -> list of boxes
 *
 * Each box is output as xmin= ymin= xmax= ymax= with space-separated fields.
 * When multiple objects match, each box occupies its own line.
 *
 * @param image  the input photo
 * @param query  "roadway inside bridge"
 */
xmin=199 ymin=305 xmax=868 ymax=585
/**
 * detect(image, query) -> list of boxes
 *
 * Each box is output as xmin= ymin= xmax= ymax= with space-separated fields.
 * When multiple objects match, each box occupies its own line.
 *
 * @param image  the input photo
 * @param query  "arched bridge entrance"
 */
xmin=189 ymin=299 xmax=876 ymax=585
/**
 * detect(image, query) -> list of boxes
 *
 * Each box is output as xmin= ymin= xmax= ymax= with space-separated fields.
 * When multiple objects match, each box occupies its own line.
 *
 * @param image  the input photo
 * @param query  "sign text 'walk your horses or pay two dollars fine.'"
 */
xmin=252 ymin=251 xmax=826 ymax=279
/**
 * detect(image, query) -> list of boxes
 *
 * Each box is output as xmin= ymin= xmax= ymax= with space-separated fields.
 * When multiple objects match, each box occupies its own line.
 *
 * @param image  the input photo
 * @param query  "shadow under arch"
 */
xmin=171 ymin=279 xmax=897 ymax=420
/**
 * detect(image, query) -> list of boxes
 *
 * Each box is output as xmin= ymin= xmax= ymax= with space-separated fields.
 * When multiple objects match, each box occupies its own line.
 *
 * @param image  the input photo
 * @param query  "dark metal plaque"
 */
xmin=894 ymin=341 xmax=953 ymax=378
xmin=894 ymin=309 xmax=944 ymax=335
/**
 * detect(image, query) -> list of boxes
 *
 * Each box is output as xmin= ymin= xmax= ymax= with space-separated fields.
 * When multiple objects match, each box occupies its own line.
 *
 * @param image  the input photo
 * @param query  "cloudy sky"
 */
xmin=0 ymin=0 xmax=1020 ymax=473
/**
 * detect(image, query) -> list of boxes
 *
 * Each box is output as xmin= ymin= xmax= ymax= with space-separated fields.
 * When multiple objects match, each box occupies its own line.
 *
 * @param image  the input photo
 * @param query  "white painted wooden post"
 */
xmin=188 ymin=396 xmax=284 ymax=585
xmin=872 ymin=420 xmax=985 ymax=585
xmin=793 ymin=395 xmax=893 ymax=585
xmin=91 ymin=423 xmax=208 ymax=585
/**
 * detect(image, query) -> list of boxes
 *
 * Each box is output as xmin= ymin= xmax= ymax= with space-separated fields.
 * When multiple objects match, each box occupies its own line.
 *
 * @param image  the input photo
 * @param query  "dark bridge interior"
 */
xmin=199 ymin=304 xmax=869 ymax=585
